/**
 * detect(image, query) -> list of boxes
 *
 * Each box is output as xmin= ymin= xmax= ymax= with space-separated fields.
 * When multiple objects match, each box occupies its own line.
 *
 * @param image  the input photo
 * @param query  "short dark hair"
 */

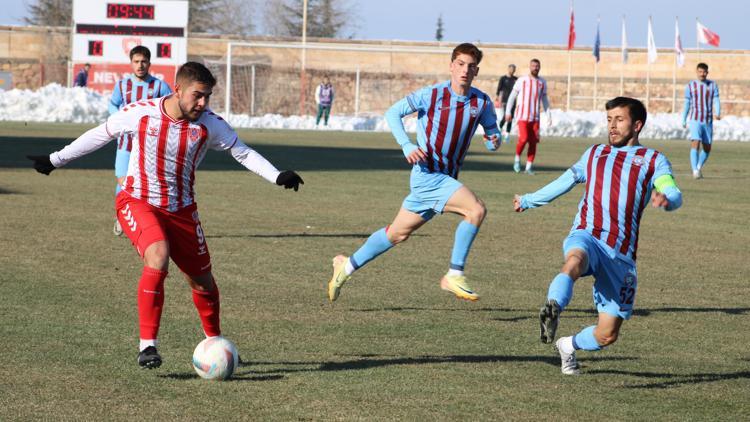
xmin=176 ymin=62 xmax=216 ymax=88
xmin=130 ymin=45 xmax=151 ymax=61
xmin=84 ymin=63 xmax=91 ymax=68
xmin=451 ymin=43 xmax=483 ymax=64
xmin=697 ymin=62 xmax=709 ymax=71
xmin=605 ymin=96 xmax=647 ymax=128
xmin=531 ymin=58 xmax=541 ymax=65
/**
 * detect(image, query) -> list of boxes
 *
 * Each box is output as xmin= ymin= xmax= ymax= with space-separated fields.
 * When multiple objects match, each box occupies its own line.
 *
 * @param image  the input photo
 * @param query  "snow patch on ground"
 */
xmin=1 ymin=84 xmax=748 ymax=141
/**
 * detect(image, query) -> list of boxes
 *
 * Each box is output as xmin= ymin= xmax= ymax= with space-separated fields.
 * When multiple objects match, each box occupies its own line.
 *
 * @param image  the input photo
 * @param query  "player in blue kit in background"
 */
xmin=682 ymin=62 xmax=720 ymax=179
xmin=327 ymin=43 xmax=501 ymax=303
xmin=111 ymin=46 xmax=172 ymax=235
xmin=514 ymin=97 xmax=682 ymax=375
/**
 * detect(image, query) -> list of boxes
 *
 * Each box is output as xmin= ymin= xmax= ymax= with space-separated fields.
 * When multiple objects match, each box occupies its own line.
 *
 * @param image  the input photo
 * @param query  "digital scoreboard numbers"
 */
xmin=107 ymin=3 xmax=155 ymax=19
xmin=156 ymin=43 xmax=171 ymax=58
xmin=71 ymin=0 xmax=187 ymax=92
xmin=88 ymin=40 xmax=104 ymax=56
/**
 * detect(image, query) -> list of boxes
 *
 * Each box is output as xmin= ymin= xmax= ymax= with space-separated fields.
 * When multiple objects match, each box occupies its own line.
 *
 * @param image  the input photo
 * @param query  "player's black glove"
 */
xmin=275 ymin=170 xmax=304 ymax=191
xmin=27 ymin=155 xmax=56 ymax=175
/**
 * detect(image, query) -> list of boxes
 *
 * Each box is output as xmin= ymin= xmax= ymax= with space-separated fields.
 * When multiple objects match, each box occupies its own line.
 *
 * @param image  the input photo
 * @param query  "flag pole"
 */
xmin=646 ymin=16 xmax=651 ymax=111
xmin=593 ymin=15 xmax=599 ymax=110
xmin=299 ymin=0 xmax=308 ymax=116
xmin=672 ymin=16 xmax=678 ymax=113
xmin=566 ymin=0 xmax=573 ymax=111
xmin=620 ymin=14 xmax=625 ymax=96
xmin=696 ymin=17 xmax=701 ymax=60
xmin=672 ymin=54 xmax=677 ymax=113
xmin=567 ymin=49 xmax=572 ymax=111
xmin=593 ymin=58 xmax=598 ymax=110
xmin=646 ymin=62 xmax=651 ymax=111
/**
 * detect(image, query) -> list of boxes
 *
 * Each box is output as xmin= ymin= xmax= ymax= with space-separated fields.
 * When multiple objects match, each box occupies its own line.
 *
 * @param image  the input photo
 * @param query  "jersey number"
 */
xmin=619 ymin=287 xmax=635 ymax=305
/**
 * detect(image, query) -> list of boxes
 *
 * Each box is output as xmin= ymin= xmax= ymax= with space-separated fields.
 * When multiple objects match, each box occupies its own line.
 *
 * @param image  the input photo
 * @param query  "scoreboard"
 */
xmin=71 ymin=0 xmax=188 ymax=93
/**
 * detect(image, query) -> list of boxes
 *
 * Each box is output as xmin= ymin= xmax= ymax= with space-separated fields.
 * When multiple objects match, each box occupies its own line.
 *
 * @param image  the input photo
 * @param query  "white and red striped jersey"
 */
xmin=505 ymin=75 xmax=549 ymax=122
xmin=681 ymin=79 xmax=720 ymax=124
xmin=50 ymin=97 xmax=281 ymax=212
xmin=570 ymin=144 xmax=673 ymax=262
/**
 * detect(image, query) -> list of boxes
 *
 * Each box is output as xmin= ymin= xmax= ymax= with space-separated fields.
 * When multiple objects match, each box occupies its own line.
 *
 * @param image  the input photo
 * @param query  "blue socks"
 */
xmin=547 ymin=273 xmax=574 ymax=310
xmin=698 ymin=149 xmax=710 ymax=169
xmin=573 ymin=325 xmax=602 ymax=351
xmin=350 ymin=221 xmax=479 ymax=274
xmin=690 ymin=148 xmax=699 ymax=171
xmin=450 ymin=221 xmax=479 ymax=271
xmin=350 ymin=228 xmax=393 ymax=271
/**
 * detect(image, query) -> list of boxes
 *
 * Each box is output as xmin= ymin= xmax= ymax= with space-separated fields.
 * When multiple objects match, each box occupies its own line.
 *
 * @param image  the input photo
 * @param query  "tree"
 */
xmin=435 ymin=14 xmax=444 ymax=41
xmin=207 ymin=0 xmax=256 ymax=36
xmin=188 ymin=0 xmax=221 ymax=34
xmin=262 ymin=0 xmax=357 ymax=38
xmin=24 ymin=0 xmax=72 ymax=26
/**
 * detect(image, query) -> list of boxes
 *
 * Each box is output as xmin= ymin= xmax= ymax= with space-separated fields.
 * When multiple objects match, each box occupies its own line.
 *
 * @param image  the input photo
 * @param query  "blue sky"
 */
xmin=2 ymin=0 xmax=746 ymax=50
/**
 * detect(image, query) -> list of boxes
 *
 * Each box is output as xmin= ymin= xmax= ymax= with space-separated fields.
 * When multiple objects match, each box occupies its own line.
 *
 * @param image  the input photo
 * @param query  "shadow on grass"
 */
xmin=240 ymin=354 xmax=637 ymax=375
xmin=158 ymin=372 xmax=284 ymax=382
xmin=0 ymin=136 xmax=568 ymax=173
xmin=588 ymin=369 xmax=750 ymax=389
xmin=352 ymin=306 xmax=523 ymax=313
xmin=0 ymin=186 xmax=22 ymax=194
xmin=633 ymin=307 xmax=750 ymax=316
xmin=205 ymin=233 xmax=427 ymax=239
xmin=349 ymin=306 xmax=750 ymax=324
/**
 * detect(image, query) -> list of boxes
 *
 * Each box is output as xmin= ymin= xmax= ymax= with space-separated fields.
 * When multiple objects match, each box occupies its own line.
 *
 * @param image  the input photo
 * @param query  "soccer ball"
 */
xmin=192 ymin=337 xmax=239 ymax=380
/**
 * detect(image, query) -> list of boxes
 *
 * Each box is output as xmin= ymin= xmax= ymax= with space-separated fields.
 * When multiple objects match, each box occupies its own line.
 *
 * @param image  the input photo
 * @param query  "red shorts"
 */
xmin=518 ymin=120 xmax=540 ymax=144
xmin=115 ymin=192 xmax=212 ymax=276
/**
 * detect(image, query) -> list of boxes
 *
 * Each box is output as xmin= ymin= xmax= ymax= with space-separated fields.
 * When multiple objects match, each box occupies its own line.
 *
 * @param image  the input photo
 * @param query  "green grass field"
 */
xmin=1 ymin=122 xmax=749 ymax=420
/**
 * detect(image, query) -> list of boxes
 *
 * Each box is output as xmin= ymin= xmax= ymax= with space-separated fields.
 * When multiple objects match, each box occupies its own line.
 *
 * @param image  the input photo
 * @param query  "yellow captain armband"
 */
xmin=653 ymin=174 xmax=678 ymax=192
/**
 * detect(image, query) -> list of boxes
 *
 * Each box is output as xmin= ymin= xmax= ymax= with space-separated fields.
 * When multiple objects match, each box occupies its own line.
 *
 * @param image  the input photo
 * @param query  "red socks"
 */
xmin=138 ymin=267 xmax=221 ymax=340
xmin=527 ymin=140 xmax=537 ymax=163
xmin=192 ymin=280 xmax=221 ymax=337
xmin=137 ymin=266 xmax=167 ymax=341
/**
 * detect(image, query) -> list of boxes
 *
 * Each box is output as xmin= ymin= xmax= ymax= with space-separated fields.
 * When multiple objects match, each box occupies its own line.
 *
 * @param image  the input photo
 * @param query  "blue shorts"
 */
xmin=688 ymin=121 xmax=713 ymax=144
xmin=563 ymin=230 xmax=638 ymax=319
xmin=401 ymin=165 xmax=463 ymax=221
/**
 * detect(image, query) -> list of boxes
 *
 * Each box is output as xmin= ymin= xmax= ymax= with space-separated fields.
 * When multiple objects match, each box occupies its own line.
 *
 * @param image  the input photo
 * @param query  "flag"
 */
xmin=621 ymin=16 xmax=628 ymax=63
xmin=567 ymin=4 xmax=576 ymax=50
xmin=697 ymin=20 xmax=720 ymax=47
xmin=675 ymin=18 xmax=685 ymax=67
xmin=593 ymin=18 xmax=601 ymax=62
xmin=647 ymin=17 xmax=658 ymax=64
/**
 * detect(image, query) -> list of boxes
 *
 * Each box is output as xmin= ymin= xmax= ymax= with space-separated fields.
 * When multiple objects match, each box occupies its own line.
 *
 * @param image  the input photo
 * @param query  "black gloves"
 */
xmin=27 ymin=155 xmax=56 ymax=175
xmin=275 ymin=170 xmax=304 ymax=191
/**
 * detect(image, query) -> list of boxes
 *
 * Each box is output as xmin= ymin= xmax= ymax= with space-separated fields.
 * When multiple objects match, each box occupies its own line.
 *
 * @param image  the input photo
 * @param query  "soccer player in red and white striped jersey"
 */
xmin=28 ymin=62 xmax=303 ymax=369
xmin=110 ymin=46 xmax=172 ymax=236
xmin=504 ymin=59 xmax=550 ymax=174
xmin=514 ymin=97 xmax=682 ymax=375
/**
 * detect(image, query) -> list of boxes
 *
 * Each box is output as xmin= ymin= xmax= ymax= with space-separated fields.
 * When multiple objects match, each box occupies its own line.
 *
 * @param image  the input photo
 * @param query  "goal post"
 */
xmin=219 ymin=41 xmax=454 ymax=118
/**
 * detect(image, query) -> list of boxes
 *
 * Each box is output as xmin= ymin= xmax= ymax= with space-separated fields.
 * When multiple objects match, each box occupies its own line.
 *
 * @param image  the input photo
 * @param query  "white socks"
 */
xmin=447 ymin=269 xmax=464 ymax=276
xmin=139 ymin=339 xmax=157 ymax=351
xmin=558 ymin=336 xmax=575 ymax=354
xmin=344 ymin=259 xmax=355 ymax=276
xmin=526 ymin=161 xmax=533 ymax=171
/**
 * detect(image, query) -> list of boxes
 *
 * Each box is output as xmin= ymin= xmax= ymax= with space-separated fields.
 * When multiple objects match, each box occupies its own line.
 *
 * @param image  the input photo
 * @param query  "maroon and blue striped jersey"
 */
xmin=401 ymin=81 xmax=499 ymax=177
xmin=681 ymin=79 xmax=720 ymax=125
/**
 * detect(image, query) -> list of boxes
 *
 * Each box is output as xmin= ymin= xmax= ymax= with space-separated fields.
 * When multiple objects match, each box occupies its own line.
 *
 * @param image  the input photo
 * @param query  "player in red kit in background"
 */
xmin=504 ymin=59 xmax=550 ymax=175
xmin=27 ymin=62 xmax=304 ymax=369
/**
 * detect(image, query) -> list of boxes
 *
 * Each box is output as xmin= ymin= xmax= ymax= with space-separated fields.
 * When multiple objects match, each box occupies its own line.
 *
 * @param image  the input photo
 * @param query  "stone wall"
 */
xmin=2 ymin=25 xmax=748 ymax=115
